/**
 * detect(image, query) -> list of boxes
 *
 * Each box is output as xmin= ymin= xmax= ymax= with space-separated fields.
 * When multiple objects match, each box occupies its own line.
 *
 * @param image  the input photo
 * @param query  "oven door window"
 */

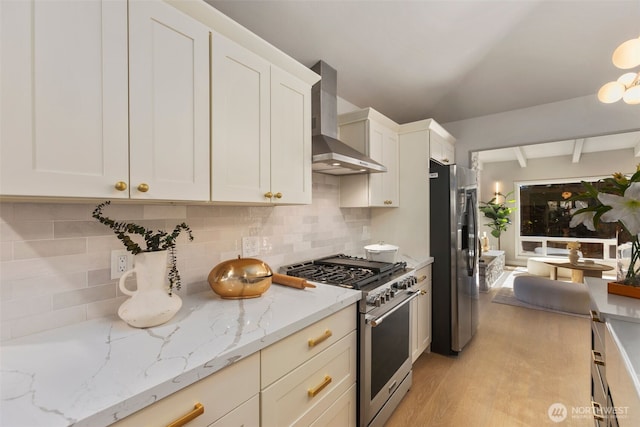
xmin=371 ymin=301 xmax=410 ymax=397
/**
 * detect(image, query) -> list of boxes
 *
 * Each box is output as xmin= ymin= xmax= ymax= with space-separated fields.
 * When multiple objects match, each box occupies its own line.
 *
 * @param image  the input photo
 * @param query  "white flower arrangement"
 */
xmin=570 ymin=168 xmax=640 ymax=285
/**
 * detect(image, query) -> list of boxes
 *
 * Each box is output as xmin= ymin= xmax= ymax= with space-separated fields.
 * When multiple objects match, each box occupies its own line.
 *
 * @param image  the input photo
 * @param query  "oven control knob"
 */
xmin=377 ymin=296 xmax=384 ymax=306
xmin=389 ymin=289 xmax=395 ymax=298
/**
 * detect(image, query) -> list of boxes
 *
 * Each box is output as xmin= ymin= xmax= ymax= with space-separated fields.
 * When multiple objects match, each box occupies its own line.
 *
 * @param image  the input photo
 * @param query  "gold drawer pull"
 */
xmin=274 ymin=192 xmax=283 ymax=199
xmin=590 ymin=310 xmax=603 ymax=323
xmin=592 ymin=350 xmax=605 ymax=366
xmin=416 ymin=275 xmax=427 ymax=283
xmin=167 ymin=402 xmax=204 ymax=427
xmin=308 ymin=329 xmax=332 ymax=348
xmin=114 ymin=181 xmax=127 ymax=191
xmin=308 ymin=375 xmax=332 ymax=398
xmin=591 ymin=401 xmax=605 ymax=421
xmin=137 ymin=183 xmax=149 ymax=193
xmin=264 ymin=191 xmax=273 ymax=198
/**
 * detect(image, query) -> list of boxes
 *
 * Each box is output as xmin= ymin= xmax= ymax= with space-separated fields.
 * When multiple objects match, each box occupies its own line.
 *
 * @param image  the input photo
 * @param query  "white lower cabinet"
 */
xmin=260 ymin=305 xmax=358 ymax=427
xmin=411 ymin=265 xmax=432 ymax=363
xmin=310 ymin=384 xmax=357 ymax=427
xmin=112 ymin=352 xmax=259 ymax=427
xmin=112 ymin=305 xmax=357 ymax=427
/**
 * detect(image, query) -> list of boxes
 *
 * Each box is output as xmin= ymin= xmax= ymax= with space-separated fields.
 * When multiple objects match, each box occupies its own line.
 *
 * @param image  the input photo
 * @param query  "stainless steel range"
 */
xmin=281 ymin=254 xmax=418 ymax=427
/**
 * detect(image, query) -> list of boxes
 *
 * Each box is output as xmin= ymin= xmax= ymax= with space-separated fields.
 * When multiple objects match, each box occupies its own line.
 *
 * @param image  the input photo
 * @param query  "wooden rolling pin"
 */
xmin=272 ymin=273 xmax=316 ymax=289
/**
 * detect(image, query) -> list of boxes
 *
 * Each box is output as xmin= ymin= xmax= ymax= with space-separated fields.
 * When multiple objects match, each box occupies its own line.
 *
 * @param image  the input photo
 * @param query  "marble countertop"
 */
xmin=584 ymin=278 xmax=640 ymax=323
xmin=0 ymin=283 xmax=361 ymax=427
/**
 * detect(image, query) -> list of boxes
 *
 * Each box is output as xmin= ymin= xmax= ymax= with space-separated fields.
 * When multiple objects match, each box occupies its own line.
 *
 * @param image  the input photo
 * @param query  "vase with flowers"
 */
xmin=570 ymin=167 xmax=640 ymax=297
xmin=93 ymin=201 xmax=194 ymax=327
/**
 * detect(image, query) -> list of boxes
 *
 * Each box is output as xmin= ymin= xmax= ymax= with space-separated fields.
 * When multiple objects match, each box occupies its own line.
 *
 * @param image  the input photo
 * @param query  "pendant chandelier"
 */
xmin=597 ymin=36 xmax=640 ymax=105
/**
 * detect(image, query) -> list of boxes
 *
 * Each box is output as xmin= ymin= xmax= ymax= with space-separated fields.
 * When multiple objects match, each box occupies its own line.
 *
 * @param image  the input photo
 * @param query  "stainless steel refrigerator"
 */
xmin=429 ymin=160 xmax=479 ymax=355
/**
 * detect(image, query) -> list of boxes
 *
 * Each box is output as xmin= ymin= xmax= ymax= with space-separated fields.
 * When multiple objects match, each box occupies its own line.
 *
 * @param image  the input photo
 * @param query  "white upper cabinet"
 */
xmin=270 ymin=67 xmax=312 ymax=205
xmin=338 ymin=108 xmax=399 ymax=208
xmin=430 ymin=130 xmax=455 ymax=165
xmin=1 ymin=0 xmax=129 ymax=198
xmin=211 ymin=32 xmax=271 ymax=203
xmin=1 ymin=0 xmax=210 ymax=201
xmin=129 ymin=0 xmax=210 ymax=201
xmin=211 ymin=33 xmax=312 ymax=205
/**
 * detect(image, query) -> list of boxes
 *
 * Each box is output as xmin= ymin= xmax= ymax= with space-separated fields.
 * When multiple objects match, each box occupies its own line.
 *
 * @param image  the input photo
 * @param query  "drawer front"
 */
xmin=261 ymin=331 xmax=357 ymax=427
xmin=113 ymin=352 xmax=259 ymax=427
xmin=261 ymin=305 xmax=357 ymax=387
xmin=209 ymin=394 xmax=259 ymax=427
xmin=310 ymin=383 xmax=357 ymax=427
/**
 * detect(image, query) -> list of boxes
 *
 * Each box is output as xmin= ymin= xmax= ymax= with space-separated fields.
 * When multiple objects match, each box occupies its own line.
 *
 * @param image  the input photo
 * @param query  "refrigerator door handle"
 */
xmin=466 ymin=190 xmax=478 ymax=276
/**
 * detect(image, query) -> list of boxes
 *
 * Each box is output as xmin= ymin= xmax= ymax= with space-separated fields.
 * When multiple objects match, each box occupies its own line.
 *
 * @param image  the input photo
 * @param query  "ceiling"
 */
xmin=475 ymin=130 xmax=640 ymax=165
xmin=206 ymin=0 xmax=640 ymax=124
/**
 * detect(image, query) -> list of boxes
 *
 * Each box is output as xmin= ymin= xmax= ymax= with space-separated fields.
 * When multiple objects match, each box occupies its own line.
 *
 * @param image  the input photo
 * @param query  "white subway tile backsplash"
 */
xmin=1 ymin=221 xmax=54 ymax=242
xmin=9 ymin=306 xmax=86 ymax=338
xmin=5 ymin=272 xmax=86 ymax=300
xmin=52 ymin=284 xmax=116 ymax=310
xmin=13 ymin=238 xmax=87 ymax=260
xmin=2 ymin=295 xmax=51 ymax=321
xmin=0 ymin=177 xmax=371 ymax=341
xmin=143 ymin=205 xmax=187 ymax=220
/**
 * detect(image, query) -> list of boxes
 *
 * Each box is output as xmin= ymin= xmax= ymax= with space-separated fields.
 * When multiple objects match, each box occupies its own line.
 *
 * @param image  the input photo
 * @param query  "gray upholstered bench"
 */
xmin=513 ymin=275 xmax=590 ymax=315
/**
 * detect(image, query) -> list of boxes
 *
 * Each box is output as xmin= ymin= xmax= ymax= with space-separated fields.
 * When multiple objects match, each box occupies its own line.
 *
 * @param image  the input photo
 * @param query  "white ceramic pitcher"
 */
xmin=117 ymin=250 xmax=182 ymax=328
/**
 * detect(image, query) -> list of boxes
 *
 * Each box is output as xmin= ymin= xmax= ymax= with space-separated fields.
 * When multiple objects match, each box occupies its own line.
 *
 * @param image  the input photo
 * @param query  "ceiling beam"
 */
xmin=572 ymin=139 xmax=584 ymax=163
xmin=513 ymin=146 xmax=527 ymax=168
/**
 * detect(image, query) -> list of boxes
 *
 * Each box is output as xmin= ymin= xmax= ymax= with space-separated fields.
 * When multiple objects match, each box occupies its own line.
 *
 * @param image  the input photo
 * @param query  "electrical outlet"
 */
xmin=111 ymin=249 xmax=133 ymax=279
xmin=242 ymin=236 xmax=260 ymax=258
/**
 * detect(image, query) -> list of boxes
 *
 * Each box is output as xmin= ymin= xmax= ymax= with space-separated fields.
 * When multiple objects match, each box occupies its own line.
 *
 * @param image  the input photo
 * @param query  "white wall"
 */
xmin=444 ymin=94 xmax=640 ymax=168
xmin=478 ymin=148 xmax=639 ymax=266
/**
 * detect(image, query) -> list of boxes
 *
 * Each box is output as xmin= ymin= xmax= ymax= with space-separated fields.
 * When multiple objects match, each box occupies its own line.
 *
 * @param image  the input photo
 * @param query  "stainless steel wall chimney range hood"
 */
xmin=311 ymin=61 xmax=387 ymax=175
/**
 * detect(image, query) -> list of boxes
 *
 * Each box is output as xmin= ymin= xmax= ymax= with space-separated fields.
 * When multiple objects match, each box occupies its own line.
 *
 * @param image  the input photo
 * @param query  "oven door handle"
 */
xmin=366 ymin=291 xmax=420 ymax=327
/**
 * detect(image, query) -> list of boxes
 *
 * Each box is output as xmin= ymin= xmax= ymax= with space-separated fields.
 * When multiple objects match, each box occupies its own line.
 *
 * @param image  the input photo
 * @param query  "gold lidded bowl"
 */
xmin=208 ymin=256 xmax=273 ymax=299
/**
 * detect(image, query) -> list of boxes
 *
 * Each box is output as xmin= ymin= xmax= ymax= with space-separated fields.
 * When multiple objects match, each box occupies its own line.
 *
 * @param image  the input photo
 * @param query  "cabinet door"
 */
xmin=270 ymin=67 xmax=312 ymax=204
xmin=211 ymin=32 xmax=271 ymax=203
xmin=368 ymin=121 xmax=399 ymax=207
xmin=411 ymin=268 xmax=432 ymax=363
xmin=0 ymin=0 xmax=129 ymax=198
xmin=129 ymin=0 xmax=210 ymax=201
xmin=430 ymin=131 xmax=454 ymax=165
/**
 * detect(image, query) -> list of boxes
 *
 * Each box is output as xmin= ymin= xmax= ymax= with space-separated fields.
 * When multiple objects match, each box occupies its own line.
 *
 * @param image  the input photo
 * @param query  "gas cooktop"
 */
xmin=280 ymin=254 xmax=408 ymax=289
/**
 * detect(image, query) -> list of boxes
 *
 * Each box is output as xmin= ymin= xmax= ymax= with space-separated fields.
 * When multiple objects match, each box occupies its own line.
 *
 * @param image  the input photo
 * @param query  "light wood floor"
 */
xmin=386 ymin=281 xmax=593 ymax=427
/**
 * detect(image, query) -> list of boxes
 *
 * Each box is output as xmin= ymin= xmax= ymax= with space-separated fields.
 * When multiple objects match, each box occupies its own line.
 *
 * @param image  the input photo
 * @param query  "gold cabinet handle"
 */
xmin=308 ymin=375 xmax=332 ymax=398
xmin=417 ymin=275 xmax=427 ymax=283
xmin=590 ymin=310 xmax=603 ymax=323
xmin=308 ymin=329 xmax=332 ymax=348
xmin=442 ymin=158 xmax=449 ymax=163
xmin=137 ymin=183 xmax=149 ymax=193
xmin=264 ymin=191 xmax=273 ymax=198
xmin=167 ymin=402 xmax=204 ymax=427
xmin=591 ymin=401 xmax=605 ymax=421
xmin=274 ymin=192 xmax=283 ymax=199
xmin=420 ymin=290 xmax=427 ymax=295
xmin=592 ymin=350 xmax=605 ymax=366
xmin=114 ymin=181 xmax=128 ymax=191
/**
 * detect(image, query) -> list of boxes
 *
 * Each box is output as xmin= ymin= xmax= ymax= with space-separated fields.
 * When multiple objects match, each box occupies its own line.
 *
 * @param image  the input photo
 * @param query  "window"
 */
xmin=516 ymin=179 xmax=617 ymax=260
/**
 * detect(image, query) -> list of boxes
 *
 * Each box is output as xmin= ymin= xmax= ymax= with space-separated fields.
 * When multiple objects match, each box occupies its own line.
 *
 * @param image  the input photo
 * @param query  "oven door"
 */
xmin=361 ymin=291 xmax=418 ymax=426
